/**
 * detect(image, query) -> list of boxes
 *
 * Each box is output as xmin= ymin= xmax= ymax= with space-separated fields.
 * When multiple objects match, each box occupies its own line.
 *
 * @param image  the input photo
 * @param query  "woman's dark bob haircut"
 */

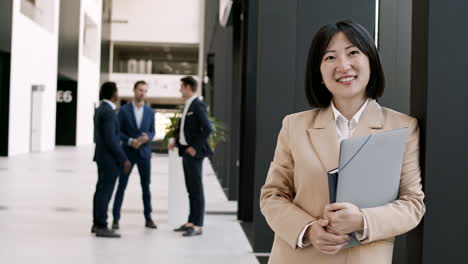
xmin=305 ymin=20 xmax=385 ymax=108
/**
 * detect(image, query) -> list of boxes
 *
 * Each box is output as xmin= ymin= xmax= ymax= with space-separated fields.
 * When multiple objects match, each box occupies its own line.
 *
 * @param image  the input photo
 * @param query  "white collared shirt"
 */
xmin=179 ymin=95 xmax=198 ymax=146
xmin=331 ymin=99 xmax=368 ymax=142
xmin=102 ymin=99 xmax=116 ymax=110
xmin=133 ymin=102 xmax=144 ymax=129
xmin=297 ymin=99 xmax=370 ymax=248
xmin=127 ymin=102 xmax=145 ymax=145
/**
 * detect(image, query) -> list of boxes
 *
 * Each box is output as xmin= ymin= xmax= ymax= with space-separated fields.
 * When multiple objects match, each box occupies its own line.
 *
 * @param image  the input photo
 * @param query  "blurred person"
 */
xmin=169 ymin=76 xmax=213 ymax=237
xmin=260 ymin=20 xmax=425 ymax=263
xmin=92 ymin=82 xmax=131 ymax=238
xmin=112 ymin=80 xmax=157 ymax=230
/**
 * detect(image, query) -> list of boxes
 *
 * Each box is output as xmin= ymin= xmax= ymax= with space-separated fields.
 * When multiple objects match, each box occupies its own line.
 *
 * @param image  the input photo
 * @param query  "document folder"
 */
xmin=327 ymin=127 xmax=408 ymax=248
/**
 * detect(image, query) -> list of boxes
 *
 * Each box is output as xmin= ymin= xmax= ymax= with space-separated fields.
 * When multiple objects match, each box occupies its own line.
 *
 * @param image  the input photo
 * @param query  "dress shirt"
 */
xmin=102 ymin=99 xmax=116 ymax=110
xmin=178 ymin=95 xmax=197 ymax=146
xmin=128 ymin=102 xmax=145 ymax=145
xmin=297 ymin=99 xmax=370 ymax=248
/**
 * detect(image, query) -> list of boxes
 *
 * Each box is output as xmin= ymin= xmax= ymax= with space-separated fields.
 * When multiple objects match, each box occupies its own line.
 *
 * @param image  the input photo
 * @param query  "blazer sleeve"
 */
xmin=260 ymin=116 xmax=317 ymax=249
xmin=360 ymin=118 xmax=425 ymax=243
xmin=191 ymin=102 xmax=213 ymax=151
xmin=147 ymin=107 xmax=155 ymax=141
xmin=118 ymin=108 xmax=131 ymax=144
xmin=103 ymin=109 xmax=127 ymax=163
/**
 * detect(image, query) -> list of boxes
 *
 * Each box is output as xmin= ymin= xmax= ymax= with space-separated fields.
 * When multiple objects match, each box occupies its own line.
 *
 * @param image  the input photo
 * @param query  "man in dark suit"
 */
xmin=92 ymin=82 xmax=131 ymax=238
xmin=112 ymin=80 xmax=157 ymax=229
xmin=169 ymin=76 xmax=213 ymax=237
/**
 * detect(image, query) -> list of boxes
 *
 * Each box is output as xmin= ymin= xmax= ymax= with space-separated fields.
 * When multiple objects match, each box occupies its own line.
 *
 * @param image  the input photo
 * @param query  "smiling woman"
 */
xmin=260 ymin=20 xmax=425 ymax=264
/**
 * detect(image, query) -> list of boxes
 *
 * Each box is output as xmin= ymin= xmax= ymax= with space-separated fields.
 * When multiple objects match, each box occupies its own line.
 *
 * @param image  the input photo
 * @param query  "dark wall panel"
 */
xmin=0 ymin=0 xmax=13 ymax=53
xmin=56 ymin=80 xmax=77 ymax=145
xmin=378 ymin=1 xmax=415 ymax=263
xmin=421 ymin=0 xmax=468 ymax=263
xmin=0 ymin=1 xmax=12 ymax=156
xmin=228 ymin=1 xmax=243 ymax=200
xmin=100 ymin=0 xmax=112 ymax=84
xmin=211 ymin=25 xmax=233 ymax=190
xmin=0 ymin=52 xmax=10 ymax=156
xmin=253 ymin=0 xmax=297 ymax=253
xmin=295 ymin=0 xmax=375 ymax=112
xmin=378 ymin=0 xmax=412 ymax=114
xmin=58 ymin=0 xmax=80 ymax=81
xmin=204 ymin=0 xmax=241 ymax=199
xmin=238 ymin=0 xmax=258 ymax=221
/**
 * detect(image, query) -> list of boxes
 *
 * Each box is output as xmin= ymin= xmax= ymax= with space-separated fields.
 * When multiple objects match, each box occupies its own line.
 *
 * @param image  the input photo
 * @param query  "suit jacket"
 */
xmin=260 ymin=100 xmax=425 ymax=264
xmin=118 ymin=102 xmax=155 ymax=160
xmin=176 ymin=98 xmax=213 ymax=158
xmin=93 ymin=102 xmax=127 ymax=167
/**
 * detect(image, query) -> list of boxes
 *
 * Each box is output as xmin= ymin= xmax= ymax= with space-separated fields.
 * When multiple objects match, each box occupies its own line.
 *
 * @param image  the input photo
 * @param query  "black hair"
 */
xmin=180 ymin=76 xmax=198 ymax=92
xmin=133 ymin=80 xmax=147 ymax=90
xmin=99 ymin=82 xmax=117 ymax=100
xmin=305 ymin=19 xmax=385 ymax=108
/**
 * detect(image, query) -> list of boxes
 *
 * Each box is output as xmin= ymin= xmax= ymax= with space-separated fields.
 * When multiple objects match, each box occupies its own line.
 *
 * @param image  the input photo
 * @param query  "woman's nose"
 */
xmin=336 ymin=56 xmax=351 ymax=72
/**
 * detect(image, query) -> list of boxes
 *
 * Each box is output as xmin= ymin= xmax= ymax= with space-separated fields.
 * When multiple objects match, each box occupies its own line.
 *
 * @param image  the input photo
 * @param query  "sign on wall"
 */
xmin=56 ymin=80 xmax=77 ymax=145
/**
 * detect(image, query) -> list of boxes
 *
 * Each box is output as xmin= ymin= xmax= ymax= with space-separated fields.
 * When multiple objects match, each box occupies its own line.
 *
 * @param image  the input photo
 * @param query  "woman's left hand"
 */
xmin=323 ymin=203 xmax=364 ymax=235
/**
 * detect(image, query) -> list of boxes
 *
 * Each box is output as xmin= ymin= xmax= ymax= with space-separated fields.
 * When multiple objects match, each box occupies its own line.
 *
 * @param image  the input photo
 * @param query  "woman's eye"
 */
xmin=349 ymin=50 xmax=360 ymax=55
xmin=324 ymin=56 xmax=335 ymax=61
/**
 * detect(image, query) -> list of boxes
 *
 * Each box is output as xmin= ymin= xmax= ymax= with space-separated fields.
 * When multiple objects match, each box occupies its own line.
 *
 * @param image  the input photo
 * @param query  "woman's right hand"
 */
xmin=306 ymin=219 xmax=350 ymax=255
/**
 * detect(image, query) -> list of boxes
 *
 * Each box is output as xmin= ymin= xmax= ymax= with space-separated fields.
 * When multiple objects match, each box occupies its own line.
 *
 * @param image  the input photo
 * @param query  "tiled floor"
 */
xmin=0 ymin=146 xmax=259 ymax=264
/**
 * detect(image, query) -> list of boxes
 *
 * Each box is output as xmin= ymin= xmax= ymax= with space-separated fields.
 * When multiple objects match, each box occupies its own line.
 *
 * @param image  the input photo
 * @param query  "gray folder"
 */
xmin=328 ymin=127 xmax=408 ymax=247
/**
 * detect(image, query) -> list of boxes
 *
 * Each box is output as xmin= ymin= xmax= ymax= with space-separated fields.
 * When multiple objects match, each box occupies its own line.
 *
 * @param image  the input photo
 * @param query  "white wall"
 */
xmin=8 ymin=0 xmax=60 ymax=156
xmin=110 ymin=73 xmax=192 ymax=98
xmin=111 ymin=0 xmax=201 ymax=44
xmin=76 ymin=0 xmax=102 ymax=146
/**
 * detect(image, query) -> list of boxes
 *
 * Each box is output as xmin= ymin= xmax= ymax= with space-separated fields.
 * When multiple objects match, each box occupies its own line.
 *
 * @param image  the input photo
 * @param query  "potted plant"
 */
xmin=163 ymin=110 xmax=226 ymax=151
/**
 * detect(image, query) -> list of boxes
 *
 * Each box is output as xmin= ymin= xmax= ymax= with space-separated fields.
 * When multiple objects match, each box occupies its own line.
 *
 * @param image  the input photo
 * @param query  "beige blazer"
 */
xmin=260 ymin=100 xmax=425 ymax=264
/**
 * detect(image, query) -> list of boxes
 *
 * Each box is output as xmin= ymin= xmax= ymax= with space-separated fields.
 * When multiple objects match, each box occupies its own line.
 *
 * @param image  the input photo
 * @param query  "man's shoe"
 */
xmin=91 ymin=225 xmax=97 ymax=233
xmin=112 ymin=221 xmax=119 ymax=230
xmin=95 ymin=227 xmax=121 ymax=238
xmin=182 ymin=227 xmax=202 ymax=237
xmin=145 ymin=219 xmax=158 ymax=229
xmin=173 ymin=224 xmax=191 ymax=232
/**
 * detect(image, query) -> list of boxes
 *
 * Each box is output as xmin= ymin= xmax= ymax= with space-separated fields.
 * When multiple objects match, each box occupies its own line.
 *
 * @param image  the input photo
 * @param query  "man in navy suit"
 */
xmin=169 ymin=76 xmax=213 ymax=237
xmin=92 ymin=82 xmax=131 ymax=238
xmin=112 ymin=80 xmax=157 ymax=229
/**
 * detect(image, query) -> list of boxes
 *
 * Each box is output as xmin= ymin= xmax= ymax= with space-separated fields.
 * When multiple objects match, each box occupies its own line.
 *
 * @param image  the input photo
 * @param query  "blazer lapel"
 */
xmin=142 ymin=106 xmax=150 ymax=130
xmin=307 ymin=105 xmax=340 ymax=172
xmin=128 ymin=103 xmax=138 ymax=129
xmin=184 ymin=98 xmax=197 ymax=126
xmin=351 ymin=99 xmax=384 ymax=137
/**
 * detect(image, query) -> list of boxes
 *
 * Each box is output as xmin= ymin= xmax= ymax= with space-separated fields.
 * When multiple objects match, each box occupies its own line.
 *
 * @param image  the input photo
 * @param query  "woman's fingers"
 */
xmin=317 ymin=242 xmax=348 ymax=255
xmin=320 ymin=230 xmax=350 ymax=244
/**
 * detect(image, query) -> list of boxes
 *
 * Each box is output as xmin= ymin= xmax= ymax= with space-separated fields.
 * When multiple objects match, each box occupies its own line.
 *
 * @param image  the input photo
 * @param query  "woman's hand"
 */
xmin=323 ymin=203 xmax=364 ymax=235
xmin=306 ymin=219 xmax=350 ymax=255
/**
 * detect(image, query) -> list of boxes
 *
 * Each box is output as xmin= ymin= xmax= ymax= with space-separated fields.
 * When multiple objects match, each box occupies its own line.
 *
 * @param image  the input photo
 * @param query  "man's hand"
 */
xmin=130 ymin=139 xmax=142 ymax=149
xmin=123 ymin=160 xmax=132 ymax=173
xmin=306 ymin=219 xmax=350 ymax=255
xmin=168 ymin=142 xmax=175 ymax=151
xmin=138 ymin=132 xmax=150 ymax=144
xmin=323 ymin=203 xmax=364 ymax=235
xmin=185 ymin=147 xmax=197 ymax=157
xmin=168 ymin=138 xmax=176 ymax=151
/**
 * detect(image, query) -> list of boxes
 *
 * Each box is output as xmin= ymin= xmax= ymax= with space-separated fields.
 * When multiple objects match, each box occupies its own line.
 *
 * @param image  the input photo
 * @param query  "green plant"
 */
xmin=207 ymin=116 xmax=227 ymax=150
xmin=162 ymin=112 xmax=182 ymax=148
xmin=162 ymin=111 xmax=227 ymax=151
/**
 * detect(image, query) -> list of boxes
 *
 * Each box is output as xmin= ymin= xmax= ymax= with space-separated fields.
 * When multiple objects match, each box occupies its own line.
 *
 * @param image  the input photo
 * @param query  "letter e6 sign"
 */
xmin=57 ymin=90 xmax=73 ymax=103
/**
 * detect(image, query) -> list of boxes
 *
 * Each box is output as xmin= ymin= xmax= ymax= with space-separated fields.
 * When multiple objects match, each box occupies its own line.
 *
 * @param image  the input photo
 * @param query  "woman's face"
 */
xmin=320 ymin=32 xmax=370 ymax=102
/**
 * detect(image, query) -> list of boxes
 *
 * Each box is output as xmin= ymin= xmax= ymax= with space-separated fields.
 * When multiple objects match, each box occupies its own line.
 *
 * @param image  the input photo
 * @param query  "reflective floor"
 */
xmin=0 ymin=146 xmax=258 ymax=264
